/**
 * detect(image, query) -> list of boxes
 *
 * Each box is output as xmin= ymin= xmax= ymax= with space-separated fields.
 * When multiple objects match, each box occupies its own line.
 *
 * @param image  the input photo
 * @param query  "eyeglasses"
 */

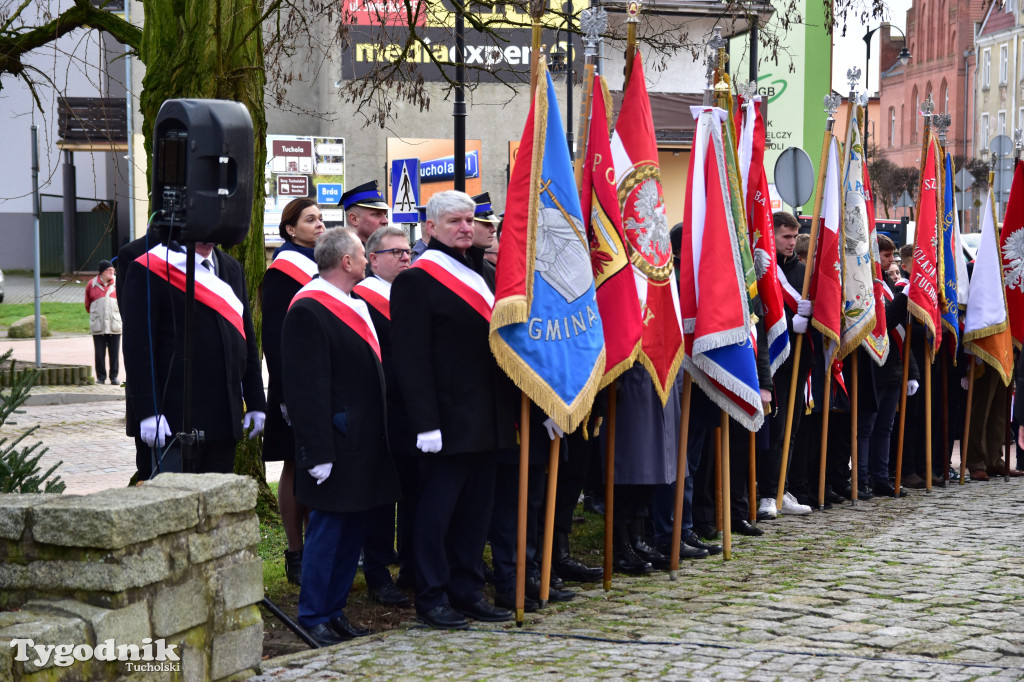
xmin=373 ymin=248 xmax=412 ymax=259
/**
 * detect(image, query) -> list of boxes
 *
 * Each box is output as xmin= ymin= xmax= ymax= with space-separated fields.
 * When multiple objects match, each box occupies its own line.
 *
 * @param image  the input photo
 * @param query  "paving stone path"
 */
xmin=253 ymin=479 xmax=1024 ymax=680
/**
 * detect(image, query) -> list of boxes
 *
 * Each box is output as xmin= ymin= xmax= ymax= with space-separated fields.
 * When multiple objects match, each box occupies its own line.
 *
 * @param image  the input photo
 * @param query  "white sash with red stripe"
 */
xmin=137 ymin=246 xmax=245 ymax=339
xmin=291 ymin=278 xmax=381 ymax=360
xmin=776 ymin=262 xmax=801 ymax=314
xmin=412 ymin=249 xmax=494 ymax=321
xmin=352 ymin=275 xmax=392 ymax=320
xmin=268 ymin=249 xmax=317 ymax=286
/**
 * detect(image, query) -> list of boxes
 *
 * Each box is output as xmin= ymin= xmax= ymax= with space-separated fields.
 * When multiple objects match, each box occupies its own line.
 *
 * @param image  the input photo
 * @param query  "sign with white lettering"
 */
xmin=265 ymin=135 xmax=346 ymax=243
xmin=278 ymin=175 xmax=310 ymax=196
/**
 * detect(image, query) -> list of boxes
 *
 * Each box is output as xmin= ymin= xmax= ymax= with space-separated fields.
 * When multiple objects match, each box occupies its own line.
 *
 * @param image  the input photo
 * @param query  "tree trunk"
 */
xmin=140 ymin=0 xmax=277 ymax=520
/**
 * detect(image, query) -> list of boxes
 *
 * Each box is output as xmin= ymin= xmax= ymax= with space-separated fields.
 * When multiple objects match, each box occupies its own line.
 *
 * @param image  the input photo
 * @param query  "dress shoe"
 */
xmin=988 ymin=467 xmax=1024 ymax=477
xmin=731 ymin=519 xmax=764 ymax=537
xmin=855 ymin=485 xmax=874 ymax=501
xmin=692 ymin=523 xmax=719 ymax=540
xmin=632 ymin=538 xmax=671 ymax=570
xmin=527 ymin=577 xmax=575 ymax=603
xmin=683 ymin=530 xmax=722 ymax=556
xmin=554 ymin=556 xmax=603 ymax=583
xmin=931 ymin=474 xmax=945 ymax=487
xmin=454 ymin=599 xmax=513 ymax=622
xmin=902 ymin=472 xmax=927 ymax=488
xmin=284 ymin=549 xmax=302 ymax=586
xmin=969 ymin=469 xmax=989 ymax=482
xmin=306 ymin=622 xmax=346 ymax=647
xmin=826 ymin=487 xmax=846 ymax=504
xmin=369 ymin=580 xmax=412 ymax=607
xmin=494 ymin=589 xmax=540 ymax=613
xmin=417 ymin=604 xmax=469 ymax=629
xmin=871 ymin=480 xmax=905 ymax=498
xmin=329 ymin=612 xmax=373 ymax=640
xmin=613 ymin=543 xmax=653 ymax=575
xmin=657 ymin=540 xmax=709 ymax=559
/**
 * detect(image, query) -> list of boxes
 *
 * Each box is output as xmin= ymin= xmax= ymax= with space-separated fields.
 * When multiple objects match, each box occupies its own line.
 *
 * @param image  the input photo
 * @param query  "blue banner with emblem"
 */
xmin=940 ymin=151 xmax=960 ymax=352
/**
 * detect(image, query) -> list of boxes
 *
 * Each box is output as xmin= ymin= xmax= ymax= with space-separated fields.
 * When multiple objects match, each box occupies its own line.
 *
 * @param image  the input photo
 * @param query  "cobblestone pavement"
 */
xmin=3 ymin=272 xmax=91 ymax=304
xmin=253 ymin=479 xmax=1024 ymax=680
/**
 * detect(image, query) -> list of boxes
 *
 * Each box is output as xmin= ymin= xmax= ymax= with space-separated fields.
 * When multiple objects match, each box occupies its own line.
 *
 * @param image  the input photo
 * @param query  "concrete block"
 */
xmin=187 ymin=516 xmax=260 ymax=564
xmin=152 ymin=579 xmax=209 ymax=638
xmin=215 ymin=557 xmax=263 ymax=611
xmin=23 ymin=598 xmax=151 ymax=644
xmin=147 ymin=473 xmax=257 ymax=518
xmin=0 ymin=494 xmax=61 ymax=541
xmin=31 ymin=486 xmax=199 ymax=549
xmin=211 ymin=622 xmax=262 ymax=680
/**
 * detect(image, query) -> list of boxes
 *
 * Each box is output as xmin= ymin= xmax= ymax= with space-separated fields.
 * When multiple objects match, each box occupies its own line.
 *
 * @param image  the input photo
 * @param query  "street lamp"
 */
xmin=548 ymin=2 xmax=576 ymax=155
xmin=863 ymin=23 xmax=911 ymax=94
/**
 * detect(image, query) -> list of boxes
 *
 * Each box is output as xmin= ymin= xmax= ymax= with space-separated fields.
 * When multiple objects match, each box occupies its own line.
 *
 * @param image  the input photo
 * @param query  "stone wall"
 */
xmin=0 ymin=473 xmax=263 ymax=680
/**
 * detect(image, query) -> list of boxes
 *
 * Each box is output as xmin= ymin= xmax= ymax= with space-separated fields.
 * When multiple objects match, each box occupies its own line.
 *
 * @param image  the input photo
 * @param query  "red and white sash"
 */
xmin=412 ymin=250 xmax=494 ymax=322
xmin=776 ymin=262 xmax=801 ymax=315
xmin=290 ymin=278 xmax=381 ymax=360
xmin=352 ymin=275 xmax=392 ymax=320
xmin=137 ymin=246 xmax=245 ymax=339
xmin=268 ymin=249 xmax=317 ymax=286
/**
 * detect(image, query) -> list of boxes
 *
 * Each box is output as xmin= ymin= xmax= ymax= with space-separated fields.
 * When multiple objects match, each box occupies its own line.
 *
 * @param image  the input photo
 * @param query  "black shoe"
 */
xmin=871 ymin=480 xmax=906 ymax=498
xmin=329 ymin=612 xmax=373 ymax=640
xmin=632 ymin=538 xmax=671 ymax=570
xmin=454 ymin=599 xmax=513 ymax=622
xmin=306 ymin=622 xmax=345 ymax=647
xmin=526 ymin=577 xmax=575 ymax=603
xmin=554 ymin=556 xmax=603 ymax=583
xmin=494 ymin=589 xmax=540 ymax=613
xmin=284 ymin=549 xmax=302 ymax=586
xmin=731 ymin=519 xmax=764 ymax=537
xmin=855 ymin=485 xmax=874 ymax=500
xmin=801 ymin=494 xmax=832 ymax=510
xmin=683 ymin=530 xmax=722 ymax=556
xmin=417 ymin=604 xmax=469 ymax=629
xmin=369 ymin=580 xmax=412 ymax=607
xmin=827 ymin=487 xmax=846 ymax=504
xmin=692 ymin=523 xmax=719 ymax=541
xmin=656 ymin=541 xmax=709 ymax=560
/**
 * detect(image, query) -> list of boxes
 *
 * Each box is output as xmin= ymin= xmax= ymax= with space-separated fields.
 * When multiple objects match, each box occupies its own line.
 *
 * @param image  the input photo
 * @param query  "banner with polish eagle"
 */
xmin=906 ymin=133 xmax=942 ymax=354
xmin=998 ymin=160 xmax=1024 ymax=349
xmin=610 ymin=50 xmax=684 ymax=406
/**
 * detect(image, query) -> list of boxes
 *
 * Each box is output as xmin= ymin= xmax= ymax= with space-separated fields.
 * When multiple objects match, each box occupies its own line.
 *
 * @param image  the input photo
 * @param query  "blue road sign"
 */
xmin=391 ymin=158 xmax=421 ymax=223
xmin=419 ymin=151 xmax=480 ymax=183
xmin=317 ymin=183 xmax=344 ymax=205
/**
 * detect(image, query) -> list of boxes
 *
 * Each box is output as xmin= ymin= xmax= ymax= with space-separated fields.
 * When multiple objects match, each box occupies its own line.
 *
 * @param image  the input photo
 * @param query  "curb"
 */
xmin=23 ymin=393 xmax=126 ymax=406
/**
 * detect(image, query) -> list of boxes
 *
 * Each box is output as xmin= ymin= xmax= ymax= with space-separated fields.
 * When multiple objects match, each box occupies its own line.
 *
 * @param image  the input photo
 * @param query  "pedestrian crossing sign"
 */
xmin=390 ymin=158 xmax=421 ymax=223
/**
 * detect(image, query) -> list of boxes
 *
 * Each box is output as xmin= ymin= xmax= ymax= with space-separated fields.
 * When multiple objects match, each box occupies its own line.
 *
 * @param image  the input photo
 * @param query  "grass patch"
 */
xmin=0 ymin=303 xmax=90 ymax=334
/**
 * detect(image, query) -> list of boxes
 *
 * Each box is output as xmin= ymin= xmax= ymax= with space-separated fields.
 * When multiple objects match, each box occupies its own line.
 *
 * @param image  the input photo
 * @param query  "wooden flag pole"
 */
xmin=602 ymin=386 xmax=616 ymax=591
xmin=528 ymin=0 xmax=544 ymax=97
xmin=623 ymin=2 xmax=639 ymax=91
xmin=1004 ymin=385 xmax=1012 ymax=481
xmin=670 ymin=375 xmax=692 ymax=577
xmin=539 ymin=435 xmax=561 ymax=606
xmin=721 ymin=411 xmax=732 ymax=560
xmin=817 ymin=371 xmax=833 ymax=510
xmin=894 ymin=323 xmax=914 ymax=495
xmin=776 ymin=96 xmax=841 ymax=511
xmin=515 ymin=392 xmax=531 ymax=626
xmin=748 ymin=430 xmax=757 ymax=522
xmin=850 ymin=351 xmax=859 ymax=505
xmin=714 ymin=427 xmax=723 ymax=533
xmin=960 ymin=362 xmax=975 ymax=484
xmin=925 ymin=344 xmax=934 ymax=491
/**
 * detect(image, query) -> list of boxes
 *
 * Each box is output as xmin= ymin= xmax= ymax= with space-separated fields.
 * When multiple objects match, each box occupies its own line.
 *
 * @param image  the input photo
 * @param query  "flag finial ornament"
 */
xmin=933 ymin=113 xmax=951 ymax=142
xmin=857 ymin=92 xmax=869 ymax=108
xmin=737 ymin=79 xmax=758 ymax=101
xmin=824 ymin=93 xmax=842 ymax=118
xmin=626 ymin=0 xmax=641 ymax=23
xmin=580 ymin=7 xmax=607 ymax=56
xmin=846 ymin=67 xmax=862 ymax=94
xmin=1015 ymin=127 xmax=1023 ymax=151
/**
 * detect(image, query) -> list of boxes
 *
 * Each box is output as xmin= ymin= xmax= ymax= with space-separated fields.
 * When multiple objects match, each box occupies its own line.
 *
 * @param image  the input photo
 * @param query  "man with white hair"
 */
xmin=392 ymin=190 xmax=517 ymax=629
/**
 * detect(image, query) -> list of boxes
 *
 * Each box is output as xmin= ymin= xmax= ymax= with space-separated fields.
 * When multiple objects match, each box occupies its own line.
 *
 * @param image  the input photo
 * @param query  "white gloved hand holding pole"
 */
xmin=543 ymin=417 xmax=564 ymax=441
xmin=797 ymin=298 xmax=813 ymax=317
xmin=792 ymin=314 xmax=809 ymax=334
xmin=907 ymin=380 xmax=920 ymax=397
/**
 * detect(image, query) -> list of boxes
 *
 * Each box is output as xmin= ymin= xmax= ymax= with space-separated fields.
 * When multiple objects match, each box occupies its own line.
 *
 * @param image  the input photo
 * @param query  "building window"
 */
xmin=1001 ymin=45 xmax=1009 ymax=84
xmin=890 ymin=108 xmax=896 ymax=147
xmin=983 ymin=48 xmax=992 ymax=89
xmin=981 ymin=113 xmax=990 ymax=152
xmin=913 ymin=90 xmax=920 ymax=140
xmin=999 ymin=110 xmax=1007 ymax=135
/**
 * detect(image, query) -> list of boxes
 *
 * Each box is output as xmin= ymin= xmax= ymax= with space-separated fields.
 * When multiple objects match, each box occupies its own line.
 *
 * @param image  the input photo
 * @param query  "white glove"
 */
xmin=543 ymin=417 xmax=564 ymax=441
xmin=907 ymin=380 xmax=920 ymax=397
xmin=797 ymin=298 xmax=813 ymax=317
xmin=243 ymin=411 xmax=266 ymax=439
xmin=960 ymin=377 xmax=969 ymax=391
xmin=308 ymin=463 xmax=333 ymax=485
xmin=792 ymin=314 xmax=809 ymax=334
xmin=416 ymin=429 xmax=443 ymax=453
xmin=139 ymin=415 xmax=172 ymax=447
xmin=280 ymin=404 xmax=291 ymax=426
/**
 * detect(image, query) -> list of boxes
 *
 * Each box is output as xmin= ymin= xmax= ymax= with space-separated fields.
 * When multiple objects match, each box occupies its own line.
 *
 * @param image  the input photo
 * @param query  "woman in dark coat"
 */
xmin=261 ymin=198 xmax=322 ymax=584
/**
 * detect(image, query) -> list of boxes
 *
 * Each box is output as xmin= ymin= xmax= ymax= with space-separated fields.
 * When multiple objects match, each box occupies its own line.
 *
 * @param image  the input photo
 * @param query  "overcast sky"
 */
xmin=831 ymin=0 xmax=913 ymax=95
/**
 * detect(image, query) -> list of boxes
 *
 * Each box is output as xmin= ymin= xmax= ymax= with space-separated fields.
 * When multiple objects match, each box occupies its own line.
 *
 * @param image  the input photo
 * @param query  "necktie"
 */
xmin=202 ymin=259 xmax=213 ymax=272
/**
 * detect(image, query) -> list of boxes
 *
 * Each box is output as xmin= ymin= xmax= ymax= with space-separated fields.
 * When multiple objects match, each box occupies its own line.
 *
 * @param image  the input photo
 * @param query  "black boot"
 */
xmin=284 ymin=549 xmax=303 ymax=586
xmin=553 ymin=531 xmax=602 ymax=583
xmin=630 ymin=519 xmax=670 ymax=570
xmin=613 ymin=520 xmax=652 ymax=575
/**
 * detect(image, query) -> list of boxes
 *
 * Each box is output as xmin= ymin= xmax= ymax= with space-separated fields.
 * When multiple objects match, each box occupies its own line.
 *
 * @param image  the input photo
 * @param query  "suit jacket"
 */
xmin=116 ymin=232 xmax=159 ymax=438
xmin=121 ymin=246 xmax=266 ymax=443
xmin=391 ymin=241 xmax=517 ymax=455
xmin=281 ymin=295 xmax=400 ymax=512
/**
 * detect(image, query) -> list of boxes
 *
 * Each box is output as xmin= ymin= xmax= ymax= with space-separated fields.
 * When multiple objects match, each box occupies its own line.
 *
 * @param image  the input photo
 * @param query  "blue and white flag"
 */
xmin=939 ymin=151 xmax=961 ymax=354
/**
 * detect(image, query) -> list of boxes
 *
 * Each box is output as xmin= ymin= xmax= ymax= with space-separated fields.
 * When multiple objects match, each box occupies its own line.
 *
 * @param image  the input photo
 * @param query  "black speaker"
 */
xmin=151 ymin=99 xmax=254 ymax=246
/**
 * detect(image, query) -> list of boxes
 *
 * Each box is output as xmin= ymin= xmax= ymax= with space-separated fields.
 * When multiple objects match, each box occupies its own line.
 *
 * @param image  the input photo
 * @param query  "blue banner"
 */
xmin=940 ymin=152 xmax=960 ymax=351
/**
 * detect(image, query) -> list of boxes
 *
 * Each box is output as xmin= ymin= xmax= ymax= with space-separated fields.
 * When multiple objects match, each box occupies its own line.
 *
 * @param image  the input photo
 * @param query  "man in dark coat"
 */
xmin=282 ymin=227 xmax=401 ymax=647
xmin=391 ymin=190 xmax=517 ymax=629
xmin=121 ymin=240 xmax=266 ymax=478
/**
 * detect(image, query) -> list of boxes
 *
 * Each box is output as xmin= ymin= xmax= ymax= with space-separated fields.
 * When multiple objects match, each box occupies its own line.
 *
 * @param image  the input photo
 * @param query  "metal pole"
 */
xmin=749 ymin=17 xmax=758 ymax=83
xmin=31 ymin=126 xmax=42 ymax=368
xmin=964 ymin=49 xmax=973 ymax=230
xmin=62 ymin=150 xmax=76 ymax=275
xmin=454 ymin=0 xmax=466 ymax=192
xmin=565 ymin=3 xmax=574 ymax=155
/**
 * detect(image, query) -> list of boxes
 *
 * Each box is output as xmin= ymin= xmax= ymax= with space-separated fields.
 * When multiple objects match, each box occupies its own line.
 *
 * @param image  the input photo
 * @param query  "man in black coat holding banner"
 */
xmin=282 ymin=227 xmax=401 ymax=646
xmin=391 ymin=190 xmax=518 ymax=629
